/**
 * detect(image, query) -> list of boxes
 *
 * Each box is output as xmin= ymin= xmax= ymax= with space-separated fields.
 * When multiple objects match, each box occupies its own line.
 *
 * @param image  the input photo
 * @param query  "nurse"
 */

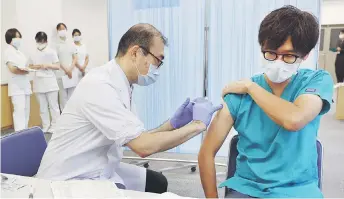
xmin=335 ymin=29 xmax=344 ymax=83
xmin=37 ymin=23 xmax=222 ymax=194
xmin=28 ymin=32 xmax=60 ymax=133
xmin=4 ymin=28 xmax=32 ymax=131
xmin=72 ymin=29 xmax=89 ymax=78
xmin=54 ymin=23 xmax=78 ymax=111
xmin=199 ymin=5 xmax=334 ymax=198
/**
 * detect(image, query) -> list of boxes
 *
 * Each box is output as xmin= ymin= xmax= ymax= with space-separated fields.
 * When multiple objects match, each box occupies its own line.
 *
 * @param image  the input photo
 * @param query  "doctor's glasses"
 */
xmin=139 ymin=46 xmax=164 ymax=68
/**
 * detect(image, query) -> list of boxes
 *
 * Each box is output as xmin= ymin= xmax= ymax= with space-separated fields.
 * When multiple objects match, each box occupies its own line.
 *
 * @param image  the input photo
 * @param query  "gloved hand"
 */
xmin=193 ymin=98 xmax=223 ymax=127
xmin=170 ymin=98 xmax=194 ymax=129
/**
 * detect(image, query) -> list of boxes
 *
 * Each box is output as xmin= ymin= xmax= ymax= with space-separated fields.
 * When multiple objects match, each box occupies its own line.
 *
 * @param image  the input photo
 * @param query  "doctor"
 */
xmin=54 ymin=23 xmax=78 ymax=111
xmin=72 ymin=29 xmax=89 ymax=77
xmin=4 ymin=28 xmax=32 ymax=131
xmin=37 ymin=23 xmax=222 ymax=193
xmin=28 ymin=32 xmax=60 ymax=133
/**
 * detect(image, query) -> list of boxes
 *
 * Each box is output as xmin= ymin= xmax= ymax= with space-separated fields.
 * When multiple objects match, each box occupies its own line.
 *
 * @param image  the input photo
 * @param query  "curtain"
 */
xmin=207 ymin=0 xmax=321 ymax=156
xmin=108 ymin=0 xmax=206 ymax=153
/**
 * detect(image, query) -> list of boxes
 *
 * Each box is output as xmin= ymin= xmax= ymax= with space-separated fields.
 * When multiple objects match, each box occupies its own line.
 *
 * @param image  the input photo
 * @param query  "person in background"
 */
xmin=72 ymin=29 xmax=89 ymax=78
xmin=36 ymin=23 xmax=222 ymax=194
xmin=335 ymin=29 xmax=344 ymax=83
xmin=54 ymin=23 xmax=78 ymax=111
xmin=199 ymin=5 xmax=333 ymax=198
xmin=4 ymin=28 xmax=32 ymax=131
xmin=28 ymin=32 xmax=60 ymax=133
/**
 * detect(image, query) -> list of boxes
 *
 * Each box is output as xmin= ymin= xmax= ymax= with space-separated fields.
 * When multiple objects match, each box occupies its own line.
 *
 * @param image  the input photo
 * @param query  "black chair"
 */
xmin=224 ymin=135 xmax=323 ymax=197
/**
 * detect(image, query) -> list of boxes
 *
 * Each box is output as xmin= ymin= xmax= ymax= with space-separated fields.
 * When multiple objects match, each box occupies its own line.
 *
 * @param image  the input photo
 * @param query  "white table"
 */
xmin=1 ymin=173 xmax=178 ymax=198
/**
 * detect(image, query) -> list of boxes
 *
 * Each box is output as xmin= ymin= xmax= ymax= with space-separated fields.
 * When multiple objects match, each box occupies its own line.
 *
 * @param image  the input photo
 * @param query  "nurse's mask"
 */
xmin=339 ymin=34 xmax=344 ymax=40
xmin=73 ymin=36 xmax=82 ymax=42
xmin=11 ymin=38 xmax=21 ymax=49
xmin=135 ymin=49 xmax=160 ymax=86
xmin=58 ymin=30 xmax=67 ymax=37
xmin=36 ymin=43 xmax=47 ymax=51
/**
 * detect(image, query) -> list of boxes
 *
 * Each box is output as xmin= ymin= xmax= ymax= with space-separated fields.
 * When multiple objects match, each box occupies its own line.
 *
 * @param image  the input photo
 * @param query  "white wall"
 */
xmin=1 ymin=0 xmax=108 ymax=84
xmin=321 ymin=0 xmax=344 ymax=25
xmin=61 ymin=0 xmax=108 ymax=71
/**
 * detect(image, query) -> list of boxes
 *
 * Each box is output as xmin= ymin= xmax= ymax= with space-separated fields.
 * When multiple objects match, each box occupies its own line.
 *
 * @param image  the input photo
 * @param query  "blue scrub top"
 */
xmin=219 ymin=69 xmax=333 ymax=198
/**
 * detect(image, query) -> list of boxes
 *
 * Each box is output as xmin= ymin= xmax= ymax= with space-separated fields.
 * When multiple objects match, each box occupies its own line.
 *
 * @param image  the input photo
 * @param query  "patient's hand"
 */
xmin=222 ymin=79 xmax=253 ymax=97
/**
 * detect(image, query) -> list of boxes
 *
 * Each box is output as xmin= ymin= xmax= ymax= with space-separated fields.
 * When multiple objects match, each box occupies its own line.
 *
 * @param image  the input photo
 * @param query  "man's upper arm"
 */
xmin=80 ymin=84 xmax=145 ymax=146
xmin=295 ymin=71 xmax=334 ymax=115
xmin=201 ymin=99 xmax=235 ymax=156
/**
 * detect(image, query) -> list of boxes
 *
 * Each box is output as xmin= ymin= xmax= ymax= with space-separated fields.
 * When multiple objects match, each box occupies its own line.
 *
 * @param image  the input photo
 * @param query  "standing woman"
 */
xmin=28 ymin=32 xmax=60 ymax=133
xmin=72 ymin=29 xmax=89 ymax=78
xmin=335 ymin=29 xmax=344 ymax=83
xmin=4 ymin=28 xmax=32 ymax=131
xmin=55 ymin=23 xmax=78 ymax=111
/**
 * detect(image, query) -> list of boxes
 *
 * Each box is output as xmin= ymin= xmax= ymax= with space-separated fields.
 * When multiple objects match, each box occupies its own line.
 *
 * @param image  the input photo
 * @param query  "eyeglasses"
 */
xmin=139 ymin=46 xmax=164 ymax=68
xmin=262 ymin=51 xmax=300 ymax=64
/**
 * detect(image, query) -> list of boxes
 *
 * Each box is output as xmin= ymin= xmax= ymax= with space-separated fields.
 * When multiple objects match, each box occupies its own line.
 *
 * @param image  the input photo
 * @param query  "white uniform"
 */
xmin=73 ymin=43 xmax=88 ymax=80
xmin=29 ymin=47 xmax=60 ymax=133
xmin=4 ymin=45 xmax=32 ymax=131
xmin=74 ymin=43 xmax=88 ymax=76
xmin=37 ymin=60 xmax=147 ymax=191
xmin=54 ymin=39 xmax=78 ymax=111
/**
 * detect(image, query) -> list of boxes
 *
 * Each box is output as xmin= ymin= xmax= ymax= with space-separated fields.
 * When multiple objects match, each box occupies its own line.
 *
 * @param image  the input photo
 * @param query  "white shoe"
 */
xmin=47 ymin=127 xmax=55 ymax=134
xmin=42 ymin=127 xmax=50 ymax=133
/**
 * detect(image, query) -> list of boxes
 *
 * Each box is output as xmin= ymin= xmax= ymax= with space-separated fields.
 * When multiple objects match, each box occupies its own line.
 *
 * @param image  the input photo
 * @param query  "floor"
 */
xmin=1 ymin=97 xmax=344 ymax=198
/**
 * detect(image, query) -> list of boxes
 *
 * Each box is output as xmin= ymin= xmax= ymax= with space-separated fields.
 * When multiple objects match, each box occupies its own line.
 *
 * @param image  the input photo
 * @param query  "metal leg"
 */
xmin=123 ymin=157 xmax=227 ymax=173
xmin=158 ymin=163 xmax=197 ymax=172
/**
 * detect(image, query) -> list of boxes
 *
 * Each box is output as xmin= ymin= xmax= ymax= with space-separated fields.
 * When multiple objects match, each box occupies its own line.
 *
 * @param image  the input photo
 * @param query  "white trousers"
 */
xmin=36 ymin=91 xmax=60 ymax=132
xmin=11 ymin=95 xmax=30 ymax=131
xmin=57 ymin=79 xmax=75 ymax=111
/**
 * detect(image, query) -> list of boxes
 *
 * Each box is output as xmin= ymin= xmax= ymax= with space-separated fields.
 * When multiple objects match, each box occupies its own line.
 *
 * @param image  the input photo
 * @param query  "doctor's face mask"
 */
xmin=135 ymin=48 xmax=160 ymax=86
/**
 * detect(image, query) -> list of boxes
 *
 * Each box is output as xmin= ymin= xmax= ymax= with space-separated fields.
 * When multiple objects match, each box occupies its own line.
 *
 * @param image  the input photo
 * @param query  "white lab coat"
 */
xmin=4 ymin=45 xmax=32 ymax=131
xmin=37 ymin=60 xmax=147 ymax=191
xmin=29 ymin=47 xmax=60 ymax=132
xmin=54 ymin=39 xmax=78 ymax=111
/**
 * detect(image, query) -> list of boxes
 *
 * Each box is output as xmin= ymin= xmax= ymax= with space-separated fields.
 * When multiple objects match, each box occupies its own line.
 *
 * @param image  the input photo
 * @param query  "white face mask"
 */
xmin=135 ymin=50 xmax=160 ymax=86
xmin=339 ymin=34 xmax=344 ymax=40
xmin=73 ymin=36 xmax=81 ymax=42
xmin=262 ymin=60 xmax=299 ymax=83
xmin=58 ymin=30 xmax=67 ymax=37
xmin=36 ymin=43 xmax=47 ymax=50
xmin=11 ymin=38 xmax=21 ymax=49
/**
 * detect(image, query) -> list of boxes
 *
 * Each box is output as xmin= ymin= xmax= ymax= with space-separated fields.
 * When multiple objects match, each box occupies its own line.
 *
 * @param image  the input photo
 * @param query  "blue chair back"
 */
xmin=225 ymin=135 xmax=323 ymax=196
xmin=1 ymin=127 xmax=47 ymax=176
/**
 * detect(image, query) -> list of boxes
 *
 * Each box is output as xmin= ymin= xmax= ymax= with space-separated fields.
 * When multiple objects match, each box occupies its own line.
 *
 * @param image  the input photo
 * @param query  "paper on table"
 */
xmin=50 ymin=180 xmax=128 ymax=198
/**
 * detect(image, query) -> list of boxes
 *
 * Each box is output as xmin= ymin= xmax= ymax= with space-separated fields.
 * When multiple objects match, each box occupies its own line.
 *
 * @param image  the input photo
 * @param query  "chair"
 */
xmin=224 ymin=135 xmax=323 ymax=196
xmin=1 ymin=127 xmax=47 ymax=176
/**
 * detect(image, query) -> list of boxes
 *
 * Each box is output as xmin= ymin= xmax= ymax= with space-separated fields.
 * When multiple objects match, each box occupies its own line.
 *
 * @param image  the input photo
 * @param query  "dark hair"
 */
xmin=72 ymin=29 xmax=81 ymax=36
xmin=115 ymin=23 xmax=168 ymax=58
xmin=56 ymin=23 xmax=67 ymax=30
xmin=5 ymin=28 xmax=22 ymax=44
xmin=35 ymin=31 xmax=48 ymax=43
xmin=341 ymin=29 xmax=344 ymax=34
xmin=258 ymin=5 xmax=319 ymax=57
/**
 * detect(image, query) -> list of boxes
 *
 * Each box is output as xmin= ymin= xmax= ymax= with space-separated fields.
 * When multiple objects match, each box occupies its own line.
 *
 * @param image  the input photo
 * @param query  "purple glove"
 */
xmin=170 ymin=98 xmax=194 ymax=129
xmin=193 ymin=98 xmax=223 ymax=127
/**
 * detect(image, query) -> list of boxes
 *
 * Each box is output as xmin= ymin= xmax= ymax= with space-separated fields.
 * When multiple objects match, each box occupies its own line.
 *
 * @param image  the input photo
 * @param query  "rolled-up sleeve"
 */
xmin=80 ymin=83 xmax=145 ymax=146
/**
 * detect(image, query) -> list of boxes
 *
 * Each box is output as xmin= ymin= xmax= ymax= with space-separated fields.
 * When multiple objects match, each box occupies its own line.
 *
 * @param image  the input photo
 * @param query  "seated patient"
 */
xmin=198 ymin=5 xmax=334 ymax=198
